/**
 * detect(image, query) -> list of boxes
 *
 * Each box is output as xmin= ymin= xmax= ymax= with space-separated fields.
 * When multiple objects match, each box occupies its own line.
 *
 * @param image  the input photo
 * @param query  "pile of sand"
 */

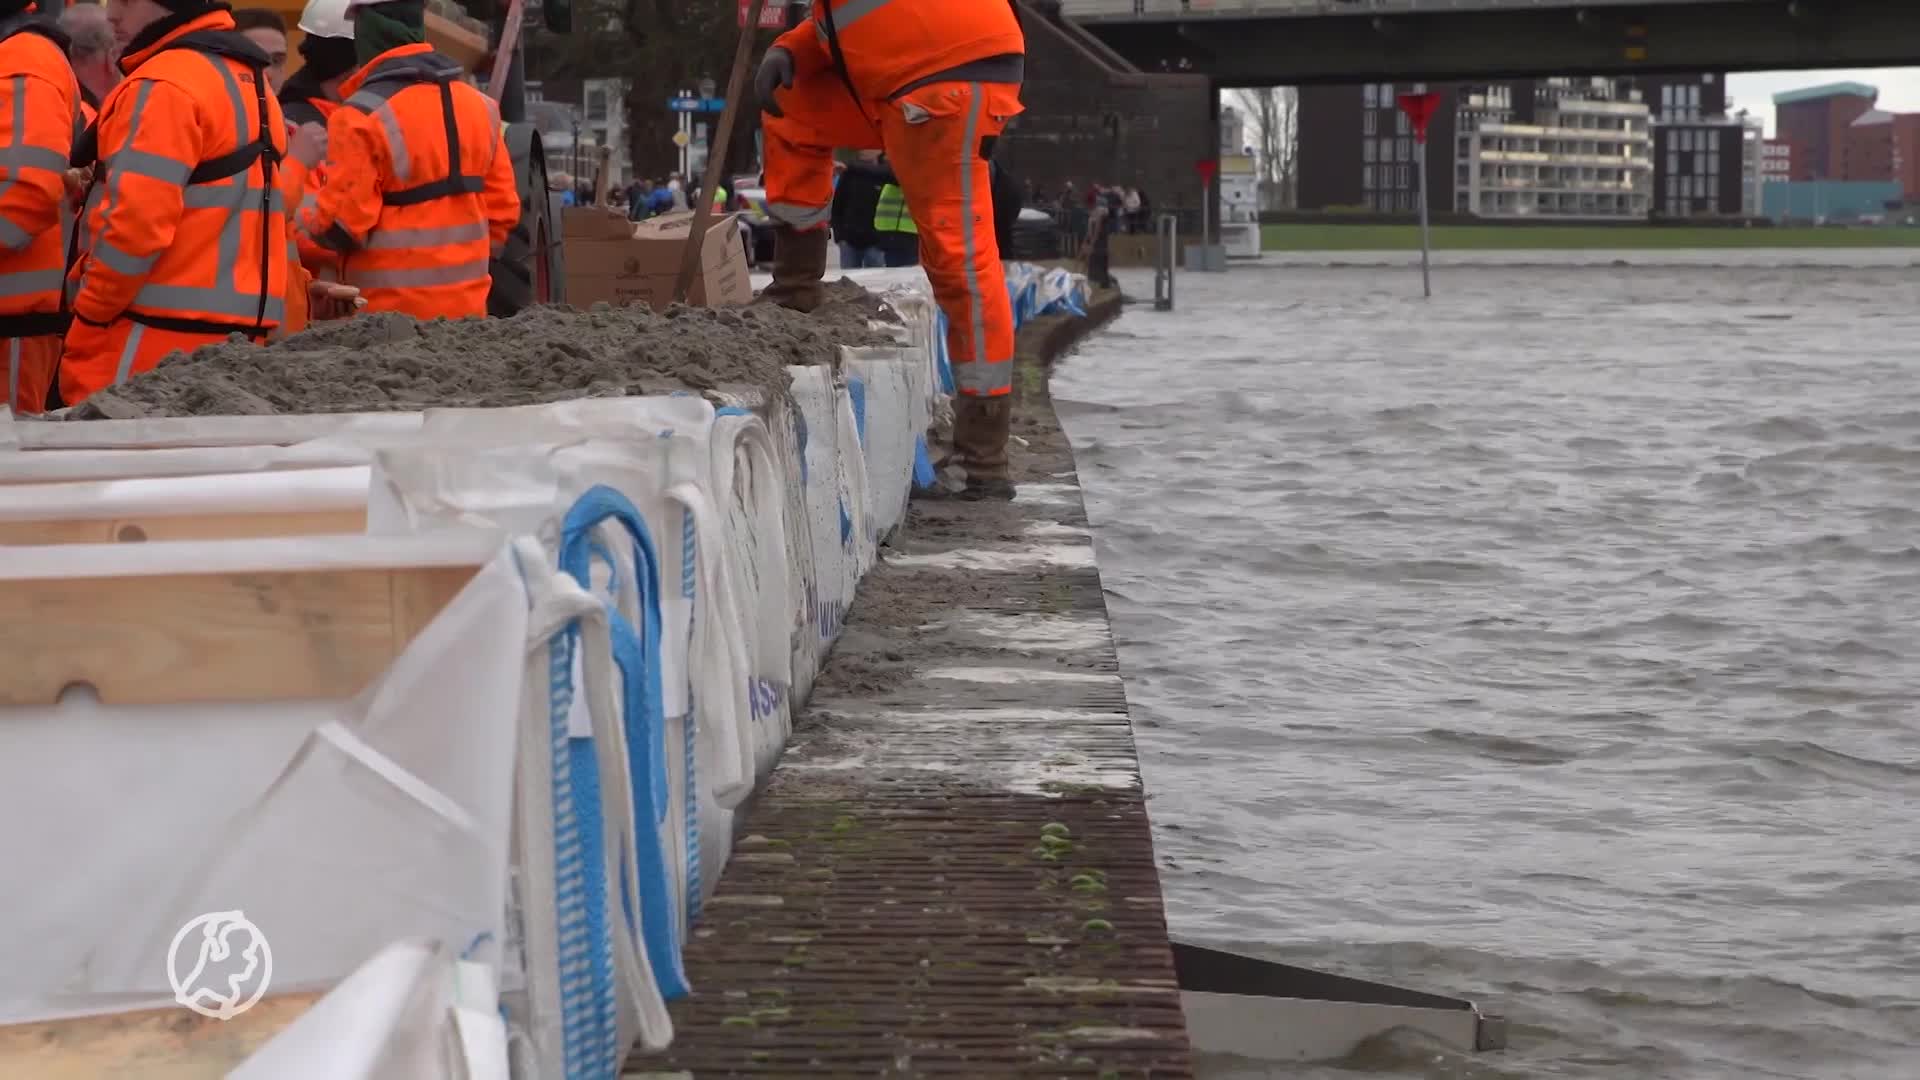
xmin=74 ymin=279 xmax=900 ymax=420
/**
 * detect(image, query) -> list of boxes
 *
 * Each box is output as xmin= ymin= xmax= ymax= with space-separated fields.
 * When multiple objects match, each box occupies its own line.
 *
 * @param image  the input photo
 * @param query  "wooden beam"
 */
xmin=0 ymin=562 xmax=478 ymax=706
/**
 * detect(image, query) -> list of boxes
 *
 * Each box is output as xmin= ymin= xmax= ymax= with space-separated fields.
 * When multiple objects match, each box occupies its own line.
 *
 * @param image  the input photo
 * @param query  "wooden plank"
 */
xmin=0 ymin=992 xmax=322 ymax=1079
xmin=0 ymin=563 xmax=480 ymax=706
xmin=0 ymin=508 xmax=368 ymax=546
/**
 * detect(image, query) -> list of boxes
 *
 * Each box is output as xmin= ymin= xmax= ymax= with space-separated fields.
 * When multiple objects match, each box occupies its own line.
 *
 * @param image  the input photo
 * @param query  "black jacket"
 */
xmin=830 ymin=161 xmax=893 ymax=249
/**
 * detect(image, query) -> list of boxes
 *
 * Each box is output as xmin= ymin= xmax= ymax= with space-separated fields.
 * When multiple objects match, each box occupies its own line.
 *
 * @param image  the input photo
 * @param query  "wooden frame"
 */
xmin=0 ymin=561 xmax=478 ymax=706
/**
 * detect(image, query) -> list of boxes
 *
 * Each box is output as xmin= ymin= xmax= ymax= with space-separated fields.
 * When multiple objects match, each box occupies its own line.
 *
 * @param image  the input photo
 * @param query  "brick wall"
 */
xmin=996 ymin=2 xmax=1214 ymax=222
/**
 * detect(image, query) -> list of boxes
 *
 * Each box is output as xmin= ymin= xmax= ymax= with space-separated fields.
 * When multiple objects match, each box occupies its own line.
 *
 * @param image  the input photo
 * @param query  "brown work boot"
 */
xmin=754 ymin=225 xmax=829 ymax=312
xmin=950 ymin=395 xmax=1016 ymax=501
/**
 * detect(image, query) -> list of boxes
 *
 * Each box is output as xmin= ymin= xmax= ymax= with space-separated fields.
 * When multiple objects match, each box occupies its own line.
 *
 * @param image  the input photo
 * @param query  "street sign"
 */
xmin=667 ymin=96 xmax=727 ymax=113
xmin=1194 ymin=158 xmax=1218 ymax=185
xmin=738 ymin=0 xmax=784 ymax=28
xmin=1396 ymin=91 xmax=1442 ymax=145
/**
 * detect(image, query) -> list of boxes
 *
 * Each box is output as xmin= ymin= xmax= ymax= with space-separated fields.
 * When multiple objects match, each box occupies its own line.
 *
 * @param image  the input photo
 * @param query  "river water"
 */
xmin=1051 ymin=253 xmax=1920 ymax=1080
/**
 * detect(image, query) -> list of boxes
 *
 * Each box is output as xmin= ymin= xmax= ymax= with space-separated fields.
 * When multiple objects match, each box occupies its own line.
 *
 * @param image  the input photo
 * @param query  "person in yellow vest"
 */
xmin=872 ymin=177 xmax=918 ymax=268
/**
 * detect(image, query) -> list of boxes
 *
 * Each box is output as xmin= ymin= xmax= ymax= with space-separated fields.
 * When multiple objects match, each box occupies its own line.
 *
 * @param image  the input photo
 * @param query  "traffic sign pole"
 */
xmin=1396 ymin=92 xmax=1442 ymax=299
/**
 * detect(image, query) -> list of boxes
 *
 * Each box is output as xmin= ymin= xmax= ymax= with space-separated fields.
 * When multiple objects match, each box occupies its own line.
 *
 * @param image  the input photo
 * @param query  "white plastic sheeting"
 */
xmin=0 ymin=532 xmax=524 ymax=1023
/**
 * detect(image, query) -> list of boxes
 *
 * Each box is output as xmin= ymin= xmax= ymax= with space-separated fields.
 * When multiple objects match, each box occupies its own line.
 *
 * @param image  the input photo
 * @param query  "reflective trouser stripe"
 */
xmin=131 ymin=283 xmax=286 ymax=323
xmin=766 ymin=201 xmax=831 ymax=229
xmin=112 ymin=322 xmax=146 ymax=386
xmin=953 ymin=356 xmax=1012 ymax=396
xmin=351 ymin=258 xmax=490 ymax=289
xmin=363 ymin=221 xmax=490 ymax=250
xmin=6 ymin=337 xmax=16 ymax=411
xmin=958 ymin=83 xmax=987 ymax=369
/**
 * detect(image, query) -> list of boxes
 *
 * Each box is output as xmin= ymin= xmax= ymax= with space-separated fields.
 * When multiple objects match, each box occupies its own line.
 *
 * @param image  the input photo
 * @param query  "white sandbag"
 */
xmin=711 ymin=409 xmax=798 ymax=781
xmin=789 ymin=365 xmax=858 ymax=660
xmin=843 ymin=347 xmax=924 ymax=542
xmin=834 ymin=379 xmax=875 ymax=576
xmin=0 ymin=531 xmax=522 ymax=1024
xmin=230 ymin=940 xmax=508 ymax=1080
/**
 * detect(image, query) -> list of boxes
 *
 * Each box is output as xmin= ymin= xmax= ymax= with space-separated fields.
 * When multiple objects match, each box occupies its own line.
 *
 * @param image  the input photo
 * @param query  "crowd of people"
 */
xmin=0 ymin=0 xmax=517 ymax=414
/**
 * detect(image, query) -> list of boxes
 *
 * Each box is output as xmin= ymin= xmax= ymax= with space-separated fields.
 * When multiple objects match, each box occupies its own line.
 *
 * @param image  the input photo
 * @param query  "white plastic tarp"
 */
xmin=0 ymin=531 xmax=523 ymax=1025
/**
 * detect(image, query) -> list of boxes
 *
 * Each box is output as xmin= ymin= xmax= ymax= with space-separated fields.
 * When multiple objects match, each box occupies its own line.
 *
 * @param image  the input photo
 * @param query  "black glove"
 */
xmin=755 ymin=47 xmax=794 ymax=118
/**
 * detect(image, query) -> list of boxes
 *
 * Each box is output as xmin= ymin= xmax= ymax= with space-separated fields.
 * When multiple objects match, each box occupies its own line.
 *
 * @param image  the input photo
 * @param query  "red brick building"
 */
xmin=1840 ymin=109 xmax=1895 ymax=182
xmin=1773 ymin=82 xmax=1877 ymax=181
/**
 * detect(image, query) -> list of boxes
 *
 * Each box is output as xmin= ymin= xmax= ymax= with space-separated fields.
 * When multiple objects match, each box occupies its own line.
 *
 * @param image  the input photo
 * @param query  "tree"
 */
xmin=1234 ymin=86 xmax=1297 ymax=210
xmin=525 ymin=0 xmax=781 ymax=181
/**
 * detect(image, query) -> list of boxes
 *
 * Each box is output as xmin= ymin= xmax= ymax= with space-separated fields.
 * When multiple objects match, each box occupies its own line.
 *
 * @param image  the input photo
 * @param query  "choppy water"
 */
xmin=1053 ymin=255 xmax=1920 ymax=1080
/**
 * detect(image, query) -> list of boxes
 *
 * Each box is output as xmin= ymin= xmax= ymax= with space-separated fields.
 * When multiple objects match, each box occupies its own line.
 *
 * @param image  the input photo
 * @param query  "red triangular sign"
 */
xmin=1195 ymin=158 xmax=1218 ymax=185
xmin=1396 ymin=91 xmax=1442 ymax=144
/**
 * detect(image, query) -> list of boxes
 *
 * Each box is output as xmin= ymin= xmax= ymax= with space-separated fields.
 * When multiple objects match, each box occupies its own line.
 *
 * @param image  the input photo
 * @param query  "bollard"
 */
xmin=1154 ymin=214 xmax=1177 ymax=312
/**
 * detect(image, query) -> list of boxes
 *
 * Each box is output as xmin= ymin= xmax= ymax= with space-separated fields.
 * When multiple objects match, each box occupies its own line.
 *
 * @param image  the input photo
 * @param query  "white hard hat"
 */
xmin=298 ymin=0 xmax=355 ymax=38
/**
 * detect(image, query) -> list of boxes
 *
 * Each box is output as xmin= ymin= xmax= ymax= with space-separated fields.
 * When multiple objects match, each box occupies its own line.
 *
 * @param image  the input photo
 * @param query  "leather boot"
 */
xmin=753 ymin=225 xmax=829 ymax=313
xmin=951 ymin=394 xmax=1015 ymax=500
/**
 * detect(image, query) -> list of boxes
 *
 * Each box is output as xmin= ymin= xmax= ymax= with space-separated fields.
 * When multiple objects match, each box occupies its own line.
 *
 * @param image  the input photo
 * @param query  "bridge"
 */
xmin=1056 ymin=0 xmax=1920 ymax=85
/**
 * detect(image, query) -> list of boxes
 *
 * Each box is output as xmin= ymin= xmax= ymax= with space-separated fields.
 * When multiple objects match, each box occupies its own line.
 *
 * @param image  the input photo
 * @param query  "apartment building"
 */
xmin=1455 ymin=80 xmax=1652 ymax=220
xmin=1652 ymin=118 xmax=1745 ymax=218
xmin=1300 ymin=75 xmax=1676 ymax=220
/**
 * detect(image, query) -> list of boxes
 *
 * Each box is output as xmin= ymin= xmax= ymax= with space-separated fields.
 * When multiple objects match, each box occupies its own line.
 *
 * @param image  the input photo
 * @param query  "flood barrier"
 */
xmin=0 ymin=264 xmax=1088 ymax=1078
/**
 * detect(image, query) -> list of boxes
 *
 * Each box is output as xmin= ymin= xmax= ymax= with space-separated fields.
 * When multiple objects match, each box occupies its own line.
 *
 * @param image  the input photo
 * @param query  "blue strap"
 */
xmin=559 ymin=485 xmax=691 ymax=1002
xmin=847 ymin=375 xmax=868 ymax=449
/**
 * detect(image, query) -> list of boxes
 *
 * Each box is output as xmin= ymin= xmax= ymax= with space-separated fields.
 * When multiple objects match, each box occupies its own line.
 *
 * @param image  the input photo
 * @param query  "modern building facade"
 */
xmin=1651 ymin=118 xmax=1744 ymax=218
xmin=1457 ymin=83 xmax=1652 ymax=219
xmin=1773 ymin=82 xmax=1878 ymax=181
xmin=1762 ymin=138 xmax=1796 ymax=184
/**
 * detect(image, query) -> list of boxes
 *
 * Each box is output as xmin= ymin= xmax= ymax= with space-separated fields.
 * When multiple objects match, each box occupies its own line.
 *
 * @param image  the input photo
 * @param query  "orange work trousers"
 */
xmin=765 ymin=78 xmax=1021 ymax=397
xmin=61 ymin=319 xmax=263 ymax=407
xmin=5 ymin=335 xmax=59 ymax=414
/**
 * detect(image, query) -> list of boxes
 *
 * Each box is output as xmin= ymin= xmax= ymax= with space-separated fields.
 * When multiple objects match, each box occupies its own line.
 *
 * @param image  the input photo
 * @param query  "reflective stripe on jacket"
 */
xmin=872 ymin=182 xmax=914 ymax=235
xmin=297 ymin=44 xmax=518 ymax=321
xmin=775 ymin=0 xmax=1024 ymax=103
xmin=69 ymin=11 xmax=288 ymax=337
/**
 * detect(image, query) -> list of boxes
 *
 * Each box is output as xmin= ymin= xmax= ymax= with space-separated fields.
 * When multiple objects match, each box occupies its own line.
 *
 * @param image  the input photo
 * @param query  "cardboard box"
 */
xmin=562 ymin=208 xmax=752 ymax=310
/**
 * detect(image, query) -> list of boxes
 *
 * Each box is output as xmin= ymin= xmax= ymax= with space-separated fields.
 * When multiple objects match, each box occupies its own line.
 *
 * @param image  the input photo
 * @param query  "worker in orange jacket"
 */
xmin=0 ymin=2 xmax=79 ymax=415
xmin=62 ymin=0 xmax=288 ymax=406
xmin=756 ymin=0 xmax=1025 ymax=500
xmin=294 ymin=0 xmax=518 ymax=321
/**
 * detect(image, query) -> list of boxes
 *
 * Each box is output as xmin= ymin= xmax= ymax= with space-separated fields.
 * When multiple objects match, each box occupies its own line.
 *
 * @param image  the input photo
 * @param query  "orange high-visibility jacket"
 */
xmin=0 ymin=9 xmax=79 ymax=414
xmin=282 ymin=94 xmax=337 ymax=276
xmin=66 ymin=12 xmax=288 ymax=378
xmin=297 ymin=44 xmax=517 ymax=320
xmin=774 ymin=0 xmax=1024 ymax=103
